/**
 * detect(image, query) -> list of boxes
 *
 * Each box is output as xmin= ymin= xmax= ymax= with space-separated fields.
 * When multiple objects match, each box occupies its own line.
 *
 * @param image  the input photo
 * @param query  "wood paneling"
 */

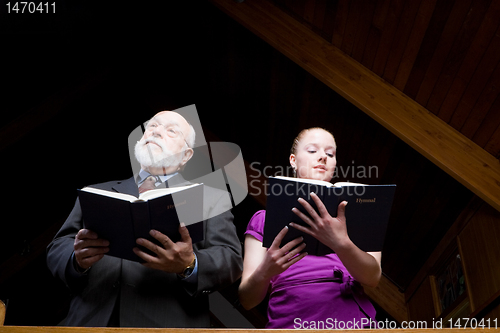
xmin=459 ymin=204 xmax=500 ymax=313
xmin=364 ymin=275 xmax=408 ymax=323
xmin=407 ymin=276 xmax=436 ymax=325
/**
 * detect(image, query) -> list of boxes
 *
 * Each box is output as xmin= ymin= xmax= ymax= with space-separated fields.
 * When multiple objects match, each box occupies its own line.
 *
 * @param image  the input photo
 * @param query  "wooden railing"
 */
xmin=1 ymin=328 xmax=500 ymax=333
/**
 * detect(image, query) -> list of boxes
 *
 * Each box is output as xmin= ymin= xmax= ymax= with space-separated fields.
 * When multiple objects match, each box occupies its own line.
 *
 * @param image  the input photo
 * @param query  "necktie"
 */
xmin=139 ymin=175 xmax=157 ymax=193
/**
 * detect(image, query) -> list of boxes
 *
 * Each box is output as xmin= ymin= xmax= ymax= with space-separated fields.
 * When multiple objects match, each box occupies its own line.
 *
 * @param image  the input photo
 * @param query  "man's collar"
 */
xmin=136 ymin=169 xmax=179 ymax=186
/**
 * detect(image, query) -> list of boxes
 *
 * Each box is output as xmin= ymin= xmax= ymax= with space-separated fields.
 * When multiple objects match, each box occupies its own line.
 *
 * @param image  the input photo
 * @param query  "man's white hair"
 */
xmin=185 ymin=124 xmax=195 ymax=148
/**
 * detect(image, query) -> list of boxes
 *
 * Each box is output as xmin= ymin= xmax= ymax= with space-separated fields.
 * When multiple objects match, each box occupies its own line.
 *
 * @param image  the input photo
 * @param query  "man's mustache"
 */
xmin=138 ymin=137 xmax=166 ymax=151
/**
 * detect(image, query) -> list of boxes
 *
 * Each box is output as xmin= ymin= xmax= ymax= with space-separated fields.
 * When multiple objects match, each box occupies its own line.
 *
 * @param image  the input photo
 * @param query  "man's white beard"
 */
xmin=134 ymin=137 xmax=185 ymax=169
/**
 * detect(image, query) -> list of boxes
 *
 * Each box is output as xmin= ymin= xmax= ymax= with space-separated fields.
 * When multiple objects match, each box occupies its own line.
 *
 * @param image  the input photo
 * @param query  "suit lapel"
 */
xmin=112 ymin=177 xmax=139 ymax=196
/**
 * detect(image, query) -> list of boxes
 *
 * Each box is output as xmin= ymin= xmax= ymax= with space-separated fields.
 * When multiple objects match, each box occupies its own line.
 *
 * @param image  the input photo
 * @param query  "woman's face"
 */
xmin=290 ymin=129 xmax=337 ymax=182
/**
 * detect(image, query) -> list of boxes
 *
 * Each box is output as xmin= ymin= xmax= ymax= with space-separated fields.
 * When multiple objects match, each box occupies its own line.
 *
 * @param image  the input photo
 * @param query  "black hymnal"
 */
xmin=78 ymin=183 xmax=204 ymax=262
xmin=263 ymin=176 xmax=396 ymax=256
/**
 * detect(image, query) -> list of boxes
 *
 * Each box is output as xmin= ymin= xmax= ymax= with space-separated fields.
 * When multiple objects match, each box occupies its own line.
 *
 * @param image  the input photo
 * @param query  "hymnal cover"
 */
xmin=78 ymin=183 xmax=204 ymax=262
xmin=263 ymin=176 xmax=396 ymax=255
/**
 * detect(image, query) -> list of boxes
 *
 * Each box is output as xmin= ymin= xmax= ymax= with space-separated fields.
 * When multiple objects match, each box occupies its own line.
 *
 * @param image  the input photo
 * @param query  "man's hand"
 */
xmin=133 ymin=224 xmax=194 ymax=274
xmin=74 ymin=229 xmax=110 ymax=270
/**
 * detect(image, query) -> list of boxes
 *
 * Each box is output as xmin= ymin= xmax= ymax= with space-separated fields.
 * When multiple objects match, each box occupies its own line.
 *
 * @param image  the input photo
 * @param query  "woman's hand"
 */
xmin=290 ymin=192 xmax=382 ymax=287
xmin=290 ymin=192 xmax=349 ymax=252
xmin=238 ymin=227 xmax=307 ymax=310
xmin=259 ymin=226 xmax=308 ymax=279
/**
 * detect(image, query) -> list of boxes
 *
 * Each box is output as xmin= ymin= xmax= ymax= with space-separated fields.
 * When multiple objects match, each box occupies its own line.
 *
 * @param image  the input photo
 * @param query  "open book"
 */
xmin=78 ymin=183 xmax=204 ymax=262
xmin=263 ymin=176 xmax=396 ymax=255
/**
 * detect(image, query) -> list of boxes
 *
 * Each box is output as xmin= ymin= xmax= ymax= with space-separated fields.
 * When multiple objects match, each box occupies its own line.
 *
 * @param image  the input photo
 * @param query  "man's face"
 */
xmin=134 ymin=111 xmax=193 ymax=174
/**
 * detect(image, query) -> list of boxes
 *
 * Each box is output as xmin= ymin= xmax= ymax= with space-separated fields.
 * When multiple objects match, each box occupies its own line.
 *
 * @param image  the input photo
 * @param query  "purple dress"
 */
xmin=245 ymin=210 xmax=377 ymax=329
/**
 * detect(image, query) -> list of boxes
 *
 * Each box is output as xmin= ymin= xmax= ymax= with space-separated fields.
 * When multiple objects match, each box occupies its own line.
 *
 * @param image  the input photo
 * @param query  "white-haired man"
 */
xmin=47 ymin=111 xmax=243 ymax=327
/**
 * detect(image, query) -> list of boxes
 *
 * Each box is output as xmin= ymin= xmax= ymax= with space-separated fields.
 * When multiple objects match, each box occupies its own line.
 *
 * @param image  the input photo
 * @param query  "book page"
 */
xmin=80 ymin=183 xmax=201 ymax=202
xmin=80 ymin=187 xmax=138 ymax=202
xmin=333 ymin=181 xmax=367 ymax=187
xmin=138 ymin=183 xmax=201 ymax=201
xmin=272 ymin=175 xmax=335 ymax=187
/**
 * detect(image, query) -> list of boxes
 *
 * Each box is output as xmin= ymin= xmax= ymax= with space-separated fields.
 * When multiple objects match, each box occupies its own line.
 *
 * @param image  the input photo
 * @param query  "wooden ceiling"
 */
xmin=1 ymin=0 xmax=500 ymax=327
xmin=271 ymin=0 xmax=500 ymax=158
xmin=211 ymin=0 xmax=500 ymax=214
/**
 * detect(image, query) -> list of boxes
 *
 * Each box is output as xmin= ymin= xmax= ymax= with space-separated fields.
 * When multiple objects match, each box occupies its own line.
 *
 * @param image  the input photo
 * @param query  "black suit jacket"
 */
xmin=47 ymin=174 xmax=243 ymax=327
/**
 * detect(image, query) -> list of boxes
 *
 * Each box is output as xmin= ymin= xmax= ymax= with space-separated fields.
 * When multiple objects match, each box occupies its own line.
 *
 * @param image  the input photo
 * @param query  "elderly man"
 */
xmin=47 ymin=111 xmax=243 ymax=327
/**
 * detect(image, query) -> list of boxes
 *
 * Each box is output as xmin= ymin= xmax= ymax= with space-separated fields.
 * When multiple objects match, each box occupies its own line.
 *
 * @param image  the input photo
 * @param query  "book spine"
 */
xmin=130 ymin=201 xmax=151 ymax=240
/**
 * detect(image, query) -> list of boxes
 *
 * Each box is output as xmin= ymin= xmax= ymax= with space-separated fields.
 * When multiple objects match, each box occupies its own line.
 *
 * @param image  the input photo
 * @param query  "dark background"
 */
xmin=0 ymin=0 xmax=472 ymax=326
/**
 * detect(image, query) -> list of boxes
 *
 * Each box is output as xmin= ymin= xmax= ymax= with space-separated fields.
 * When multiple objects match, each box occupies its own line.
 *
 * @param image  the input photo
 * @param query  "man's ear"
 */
xmin=180 ymin=148 xmax=194 ymax=167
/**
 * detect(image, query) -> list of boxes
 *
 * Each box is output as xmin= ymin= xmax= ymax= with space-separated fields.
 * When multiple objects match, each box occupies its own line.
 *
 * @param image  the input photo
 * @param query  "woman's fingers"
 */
xmin=270 ymin=225 xmax=290 ymax=249
xmin=280 ymin=235 xmax=304 ymax=252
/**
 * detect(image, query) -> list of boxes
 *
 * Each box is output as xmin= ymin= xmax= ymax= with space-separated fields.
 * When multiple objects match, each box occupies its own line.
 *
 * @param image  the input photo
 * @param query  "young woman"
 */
xmin=239 ymin=127 xmax=381 ymax=329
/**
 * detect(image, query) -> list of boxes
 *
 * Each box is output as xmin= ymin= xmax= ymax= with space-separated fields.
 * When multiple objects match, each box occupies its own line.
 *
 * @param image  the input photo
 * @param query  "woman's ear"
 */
xmin=289 ymin=154 xmax=296 ymax=170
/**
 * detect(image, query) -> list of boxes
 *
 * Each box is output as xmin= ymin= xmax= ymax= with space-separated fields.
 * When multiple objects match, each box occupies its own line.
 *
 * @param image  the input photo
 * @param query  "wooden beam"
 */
xmin=209 ymin=0 xmax=500 ymax=213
